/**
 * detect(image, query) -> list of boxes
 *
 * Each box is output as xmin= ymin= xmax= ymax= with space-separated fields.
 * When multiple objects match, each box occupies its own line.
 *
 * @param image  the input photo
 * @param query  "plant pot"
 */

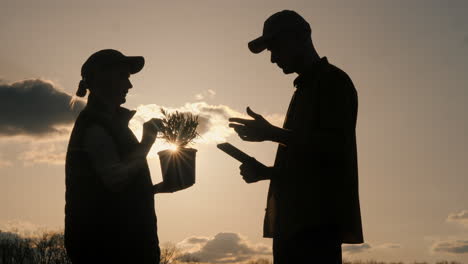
xmin=157 ymin=147 xmax=197 ymax=192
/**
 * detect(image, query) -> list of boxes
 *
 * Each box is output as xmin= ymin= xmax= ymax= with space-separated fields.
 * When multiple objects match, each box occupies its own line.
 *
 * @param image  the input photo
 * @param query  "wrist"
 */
xmin=266 ymin=125 xmax=279 ymax=141
xmin=268 ymin=126 xmax=291 ymax=145
xmin=262 ymin=167 xmax=274 ymax=180
xmin=153 ymin=183 xmax=161 ymax=194
xmin=141 ymin=135 xmax=156 ymax=147
xmin=139 ymin=140 xmax=154 ymax=156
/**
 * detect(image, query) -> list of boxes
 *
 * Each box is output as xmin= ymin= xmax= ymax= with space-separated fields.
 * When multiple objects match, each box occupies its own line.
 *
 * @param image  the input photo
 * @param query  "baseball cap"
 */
xmin=248 ymin=10 xmax=311 ymax=54
xmin=81 ymin=49 xmax=145 ymax=79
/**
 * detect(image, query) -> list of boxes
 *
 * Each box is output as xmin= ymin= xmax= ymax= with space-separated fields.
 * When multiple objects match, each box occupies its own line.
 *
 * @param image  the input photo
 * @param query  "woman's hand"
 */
xmin=142 ymin=118 xmax=163 ymax=145
xmin=153 ymin=182 xmax=173 ymax=194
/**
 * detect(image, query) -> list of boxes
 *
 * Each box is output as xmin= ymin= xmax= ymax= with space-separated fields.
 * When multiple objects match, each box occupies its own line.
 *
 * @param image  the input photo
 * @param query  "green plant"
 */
xmin=159 ymin=108 xmax=200 ymax=148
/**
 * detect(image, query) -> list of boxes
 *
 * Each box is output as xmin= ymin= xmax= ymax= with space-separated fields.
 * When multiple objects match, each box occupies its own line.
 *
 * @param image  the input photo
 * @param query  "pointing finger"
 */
xmin=229 ymin=124 xmax=247 ymax=131
xmin=229 ymin=118 xmax=253 ymax=125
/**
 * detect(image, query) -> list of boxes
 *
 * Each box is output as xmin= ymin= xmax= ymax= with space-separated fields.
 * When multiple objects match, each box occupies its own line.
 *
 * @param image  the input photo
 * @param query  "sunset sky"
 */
xmin=1 ymin=0 xmax=468 ymax=263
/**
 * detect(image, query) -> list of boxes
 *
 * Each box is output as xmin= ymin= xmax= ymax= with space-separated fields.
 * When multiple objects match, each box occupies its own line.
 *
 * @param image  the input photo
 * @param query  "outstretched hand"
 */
xmin=229 ymin=107 xmax=274 ymax=142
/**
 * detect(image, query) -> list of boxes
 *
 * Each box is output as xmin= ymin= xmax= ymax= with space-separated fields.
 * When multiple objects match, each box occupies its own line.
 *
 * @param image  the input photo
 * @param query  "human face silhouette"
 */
xmin=267 ymin=34 xmax=303 ymax=74
xmin=92 ymin=64 xmax=133 ymax=107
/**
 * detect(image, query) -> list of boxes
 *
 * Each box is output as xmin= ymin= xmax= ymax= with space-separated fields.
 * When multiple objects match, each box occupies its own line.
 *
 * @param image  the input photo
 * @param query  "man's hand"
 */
xmin=239 ymin=158 xmax=272 ymax=184
xmin=229 ymin=107 xmax=275 ymax=142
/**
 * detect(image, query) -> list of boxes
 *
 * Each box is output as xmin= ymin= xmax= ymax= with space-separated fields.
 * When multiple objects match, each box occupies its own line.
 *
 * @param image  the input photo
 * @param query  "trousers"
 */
xmin=273 ymin=227 xmax=342 ymax=264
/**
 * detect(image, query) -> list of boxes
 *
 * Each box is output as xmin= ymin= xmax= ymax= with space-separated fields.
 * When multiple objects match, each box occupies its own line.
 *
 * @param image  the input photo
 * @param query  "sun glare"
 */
xmin=168 ymin=144 xmax=179 ymax=152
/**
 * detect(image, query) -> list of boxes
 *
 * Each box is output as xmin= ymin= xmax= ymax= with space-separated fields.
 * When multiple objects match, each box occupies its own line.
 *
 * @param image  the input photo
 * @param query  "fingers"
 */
xmin=144 ymin=118 xmax=163 ymax=132
xmin=229 ymin=124 xmax=251 ymax=138
xmin=239 ymin=159 xmax=261 ymax=183
xmin=228 ymin=117 xmax=252 ymax=125
xmin=229 ymin=125 xmax=258 ymax=141
xmin=229 ymin=124 xmax=247 ymax=133
xmin=239 ymin=163 xmax=246 ymax=171
xmin=239 ymin=158 xmax=257 ymax=172
xmin=146 ymin=121 xmax=159 ymax=131
xmin=246 ymin=106 xmax=261 ymax=119
xmin=151 ymin=118 xmax=163 ymax=129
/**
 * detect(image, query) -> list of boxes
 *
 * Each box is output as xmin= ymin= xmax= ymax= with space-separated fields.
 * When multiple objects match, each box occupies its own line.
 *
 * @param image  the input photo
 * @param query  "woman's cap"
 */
xmin=248 ymin=10 xmax=311 ymax=54
xmin=81 ymin=49 xmax=145 ymax=78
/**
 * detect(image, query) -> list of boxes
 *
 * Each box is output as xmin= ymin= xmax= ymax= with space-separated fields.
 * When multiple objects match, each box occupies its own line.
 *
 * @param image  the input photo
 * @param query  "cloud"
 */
xmin=447 ymin=210 xmax=468 ymax=228
xmin=195 ymin=89 xmax=216 ymax=101
xmin=464 ymin=35 xmax=468 ymax=45
xmin=18 ymin=140 xmax=67 ymax=166
xmin=186 ymin=237 xmax=210 ymax=244
xmin=342 ymin=242 xmax=401 ymax=255
xmin=0 ymin=79 xmax=85 ymax=138
xmin=375 ymin=243 xmax=401 ymax=249
xmin=176 ymin=232 xmax=272 ymax=263
xmin=342 ymin=243 xmax=372 ymax=254
xmin=0 ymin=98 xmax=283 ymax=164
xmin=0 ymin=79 xmax=283 ymax=164
xmin=0 ymin=155 xmax=13 ymax=168
xmin=130 ymin=102 xmax=284 ymax=155
xmin=431 ymin=240 xmax=468 ymax=254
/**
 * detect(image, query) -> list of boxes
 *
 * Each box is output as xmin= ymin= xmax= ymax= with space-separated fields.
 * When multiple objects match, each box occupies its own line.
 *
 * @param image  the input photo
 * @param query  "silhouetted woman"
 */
xmin=65 ymin=49 xmax=164 ymax=264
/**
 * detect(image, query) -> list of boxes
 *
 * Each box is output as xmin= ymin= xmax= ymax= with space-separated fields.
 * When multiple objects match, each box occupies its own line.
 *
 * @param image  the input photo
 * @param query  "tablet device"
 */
xmin=217 ymin=143 xmax=253 ymax=163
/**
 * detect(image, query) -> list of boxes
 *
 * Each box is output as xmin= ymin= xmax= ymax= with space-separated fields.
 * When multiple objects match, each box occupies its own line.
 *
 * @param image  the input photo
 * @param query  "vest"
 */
xmin=64 ymin=103 xmax=160 ymax=263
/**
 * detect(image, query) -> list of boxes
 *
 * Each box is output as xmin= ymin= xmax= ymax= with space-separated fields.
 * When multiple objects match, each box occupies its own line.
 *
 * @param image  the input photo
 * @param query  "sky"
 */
xmin=1 ymin=0 xmax=468 ymax=263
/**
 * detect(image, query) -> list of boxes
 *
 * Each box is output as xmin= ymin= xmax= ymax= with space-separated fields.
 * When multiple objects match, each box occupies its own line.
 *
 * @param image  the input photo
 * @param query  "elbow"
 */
xmin=103 ymin=178 xmax=125 ymax=193
xmin=99 ymin=171 xmax=128 ymax=193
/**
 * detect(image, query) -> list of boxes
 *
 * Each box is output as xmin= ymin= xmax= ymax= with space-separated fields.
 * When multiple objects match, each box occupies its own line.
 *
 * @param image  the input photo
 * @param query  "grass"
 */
xmin=1 ymin=231 xmax=464 ymax=264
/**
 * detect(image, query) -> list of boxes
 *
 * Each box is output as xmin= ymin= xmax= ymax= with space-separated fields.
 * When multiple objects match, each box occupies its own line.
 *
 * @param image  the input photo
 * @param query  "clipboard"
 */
xmin=216 ymin=143 xmax=253 ymax=163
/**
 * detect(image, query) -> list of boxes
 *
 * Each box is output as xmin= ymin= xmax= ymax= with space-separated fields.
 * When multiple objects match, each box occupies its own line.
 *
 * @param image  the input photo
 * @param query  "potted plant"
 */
xmin=157 ymin=108 xmax=199 ymax=193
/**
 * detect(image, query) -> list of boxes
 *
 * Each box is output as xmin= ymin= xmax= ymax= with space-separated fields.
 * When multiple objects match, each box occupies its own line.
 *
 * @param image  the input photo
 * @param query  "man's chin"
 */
xmin=282 ymin=68 xmax=294 ymax=74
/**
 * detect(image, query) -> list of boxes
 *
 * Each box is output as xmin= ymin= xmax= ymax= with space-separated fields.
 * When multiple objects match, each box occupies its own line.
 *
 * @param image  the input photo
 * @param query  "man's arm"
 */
xmin=271 ymin=73 xmax=355 ymax=153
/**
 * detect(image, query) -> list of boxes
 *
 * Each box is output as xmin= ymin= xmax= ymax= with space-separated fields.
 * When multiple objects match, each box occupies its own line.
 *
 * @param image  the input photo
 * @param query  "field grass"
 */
xmin=0 ymin=230 xmax=463 ymax=264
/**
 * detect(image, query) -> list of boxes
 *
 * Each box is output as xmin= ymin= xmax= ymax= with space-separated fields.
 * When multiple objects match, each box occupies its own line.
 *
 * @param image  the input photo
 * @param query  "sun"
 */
xmin=168 ymin=144 xmax=179 ymax=152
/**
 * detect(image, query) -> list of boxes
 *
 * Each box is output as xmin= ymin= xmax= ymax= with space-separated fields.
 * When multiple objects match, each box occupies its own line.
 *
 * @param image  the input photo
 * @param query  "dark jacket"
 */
xmin=264 ymin=57 xmax=364 ymax=244
xmin=64 ymin=102 xmax=160 ymax=263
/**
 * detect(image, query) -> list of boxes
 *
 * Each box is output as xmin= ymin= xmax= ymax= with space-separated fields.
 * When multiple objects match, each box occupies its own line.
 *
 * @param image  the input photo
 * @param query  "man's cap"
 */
xmin=81 ymin=49 xmax=145 ymax=79
xmin=248 ymin=10 xmax=311 ymax=54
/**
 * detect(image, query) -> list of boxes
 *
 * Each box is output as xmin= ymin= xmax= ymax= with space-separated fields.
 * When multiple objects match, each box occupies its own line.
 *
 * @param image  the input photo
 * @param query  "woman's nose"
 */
xmin=270 ymin=52 xmax=277 ymax=64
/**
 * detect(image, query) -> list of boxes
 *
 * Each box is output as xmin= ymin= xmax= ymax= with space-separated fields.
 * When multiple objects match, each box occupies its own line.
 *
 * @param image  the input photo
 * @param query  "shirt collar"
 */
xmin=293 ymin=56 xmax=329 ymax=88
xmin=84 ymin=101 xmax=136 ymax=125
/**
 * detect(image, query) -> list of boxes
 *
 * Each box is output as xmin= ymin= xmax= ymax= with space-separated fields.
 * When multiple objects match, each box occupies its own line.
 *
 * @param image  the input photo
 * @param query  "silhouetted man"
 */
xmin=229 ymin=10 xmax=364 ymax=264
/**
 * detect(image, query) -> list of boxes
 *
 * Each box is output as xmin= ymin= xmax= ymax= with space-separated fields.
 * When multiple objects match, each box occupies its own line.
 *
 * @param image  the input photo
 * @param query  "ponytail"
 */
xmin=76 ymin=79 xmax=88 ymax=97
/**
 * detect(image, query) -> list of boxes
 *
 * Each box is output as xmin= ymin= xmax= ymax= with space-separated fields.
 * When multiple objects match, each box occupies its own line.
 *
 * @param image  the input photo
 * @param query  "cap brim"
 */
xmin=248 ymin=36 xmax=268 ymax=54
xmin=123 ymin=56 xmax=145 ymax=74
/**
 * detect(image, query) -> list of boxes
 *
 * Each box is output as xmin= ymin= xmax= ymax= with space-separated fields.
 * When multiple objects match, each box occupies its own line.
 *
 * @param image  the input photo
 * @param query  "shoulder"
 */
xmin=322 ymin=63 xmax=353 ymax=85
xmin=84 ymin=123 xmax=112 ymax=138
xmin=320 ymin=63 xmax=357 ymax=96
xmin=83 ymin=124 xmax=114 ymax=147
xmin=84 ymin=124 xmax=108 ymax=136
